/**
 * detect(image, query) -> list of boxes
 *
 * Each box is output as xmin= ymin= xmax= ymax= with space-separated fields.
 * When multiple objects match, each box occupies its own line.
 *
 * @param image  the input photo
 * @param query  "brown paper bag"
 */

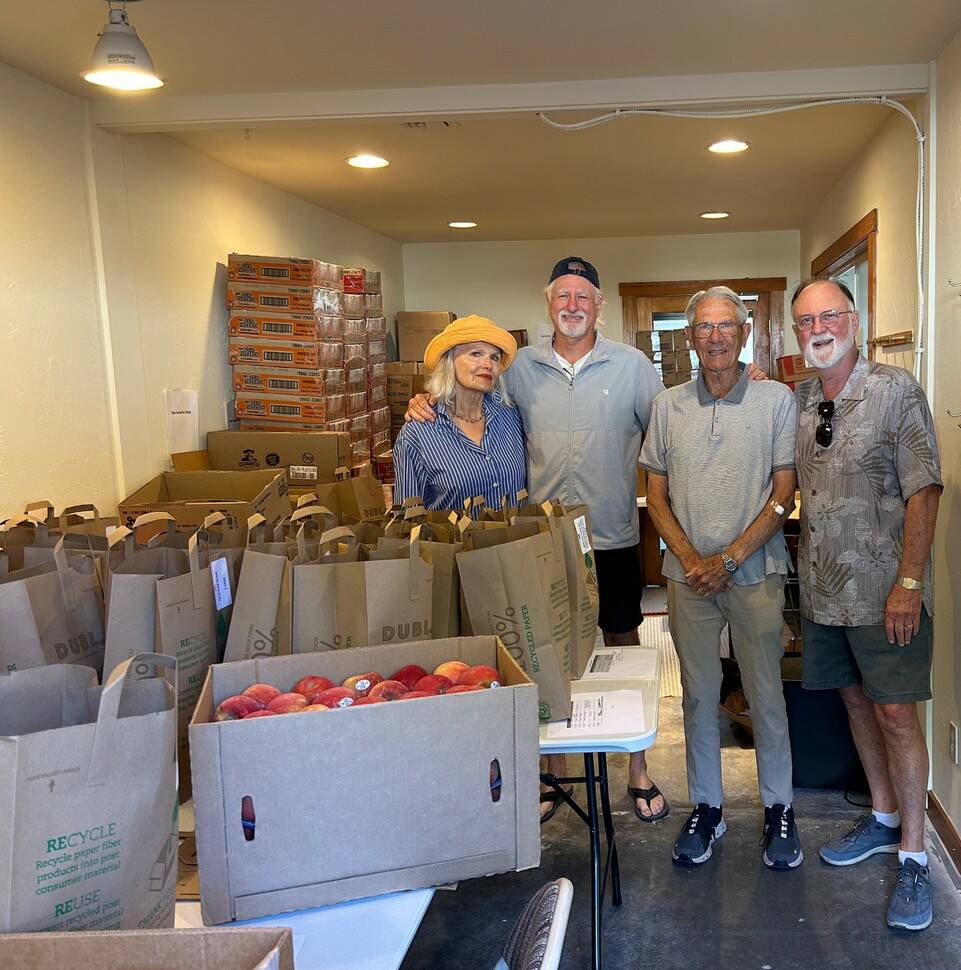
xmin=0 ymin=654 xmax=178 ymax=932
xmin=456 ymin=523 xmax=573 ymax=721
xmin=0 ymin=538 xmax=106 ymax=677
xmin=307 ymin=470 xmax=387 ymax=521
xmin=292 ymin=527 xmax=433 ymax=651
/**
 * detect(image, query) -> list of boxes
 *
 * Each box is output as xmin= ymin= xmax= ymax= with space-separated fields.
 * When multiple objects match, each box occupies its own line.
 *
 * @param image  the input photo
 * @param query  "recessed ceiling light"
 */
xmin=708 ymin=139 xmax=750 ymax=154
xmin=448 ymin=221 xmax=478 ymax=229
xmin=83 ymin=0 xmax=163 ymax=91
xmin=700 ymin=211 xmax=731 ymax=220
xmin=347 ymin=154 xmax=390 ymax=169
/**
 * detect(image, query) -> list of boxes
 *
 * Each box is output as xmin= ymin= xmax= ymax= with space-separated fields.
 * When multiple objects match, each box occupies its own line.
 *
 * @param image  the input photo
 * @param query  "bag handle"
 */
xmin=133 ymin=511 xmax=177 ymax=547
xmin=87 ymin=653 xmax=176 ymax=787
xmin=60 ymin=504 xmax=102 ymax=529
xmin=317 ymin=525 xmax=357 ymax=555
xmin=23 ymin=500 xmax=56 ymax=522
xmin=1 ymin=514 xmax=46 ymax=532
xmin=51 ymin=537 xmax=81 ymax=611
xmin=188 ymin=513 xmax=227 ymax=608
xmin=407 ymin=525 xmax=430 ymax=601
xmin=247 ymin=512 xmax=267 ymax=546
xmin=295 ymin=492 xmax=318 ymax=509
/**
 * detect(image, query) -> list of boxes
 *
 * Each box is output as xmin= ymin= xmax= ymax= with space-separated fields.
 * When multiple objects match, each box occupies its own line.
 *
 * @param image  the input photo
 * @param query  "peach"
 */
xmin=445 ymin=684 xmax=485 ymax=694
xmin=292 ymin=675 xmax=336 ymax=698
xmin=433 ymin=660 xmax=469 ymax=683
xmin=350 ymin=696 xmax=384 ymax=706
xmin=301 ymin=704 xmax=331 ymax=713
xmin=215 ymin=695 xmax=264 ymax=721
xmin=242 ymin=708 xmax=279 ymax=718
xmin=397 ymin=690 xmax=434 ymax=701
xmin=367 ymin=679 xmax=410 ymax=702
xmin=390 ymin=664 xmax=428 ymax=691
xmin=457 ymin=664 xmax=501 ymax=688
xmin=312 ymin=686 xmax=358 ymax=709
xmin=414 ymin=674 xmax=454 ymax=695
xmin=242 ymin=683 xmax=281 ymax=706
xmin=266 ymin=692 xmax=308 ymax=714
xmin=341 ymin=671 xmax=384 ymax=697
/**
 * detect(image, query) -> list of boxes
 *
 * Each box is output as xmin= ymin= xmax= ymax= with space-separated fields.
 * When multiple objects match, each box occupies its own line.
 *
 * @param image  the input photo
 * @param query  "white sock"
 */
xmin=873 ymin=809 xmax=900 ymax=828
xmin=899 ymin=849 xmax=927 ymax=867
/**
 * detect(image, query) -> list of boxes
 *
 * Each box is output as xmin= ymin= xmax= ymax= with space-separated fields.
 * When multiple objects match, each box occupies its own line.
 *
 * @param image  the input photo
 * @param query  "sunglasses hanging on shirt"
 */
xmin=816 ymin=401 xmax=835 ymax=447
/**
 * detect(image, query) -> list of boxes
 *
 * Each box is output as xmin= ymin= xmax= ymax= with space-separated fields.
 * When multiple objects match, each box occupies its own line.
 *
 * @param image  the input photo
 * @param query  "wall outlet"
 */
xmin=950 ymin=721 xmax=960 ymax=767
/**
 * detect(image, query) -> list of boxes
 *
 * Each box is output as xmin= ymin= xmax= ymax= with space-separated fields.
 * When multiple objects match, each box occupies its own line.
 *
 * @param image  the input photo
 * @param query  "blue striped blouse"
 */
xmin=392 ymin=392 xmax=528 ymax=512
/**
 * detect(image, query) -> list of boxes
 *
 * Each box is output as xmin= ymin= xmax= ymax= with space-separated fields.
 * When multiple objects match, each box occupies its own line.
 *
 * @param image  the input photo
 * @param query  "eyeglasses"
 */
xmin=816 ymin=401 xmax=835 ymax=447
xmin=794 ymin=309 xmax=855 ymax=331
xmin=691 ymin=320 xmax=740 ymax=337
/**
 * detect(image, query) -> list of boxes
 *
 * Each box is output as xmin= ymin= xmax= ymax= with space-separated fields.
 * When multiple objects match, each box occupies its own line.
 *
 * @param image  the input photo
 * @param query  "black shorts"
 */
xmin=593 ymin=544 xmax=643 ymax=634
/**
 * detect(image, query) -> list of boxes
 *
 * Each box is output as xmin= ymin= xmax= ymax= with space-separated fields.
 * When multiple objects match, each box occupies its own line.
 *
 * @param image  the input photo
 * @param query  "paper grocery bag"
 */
xmin=456 ymin=525 xmax=573 ymax=721
xmin=307 ymin=470 xmax=387 ymax=521
xmin=292 ymin=527 xmax=433 ymax=651
xmin=514 ymin=501 xmax=600 ymax=679
xmin=0 ymin=538 xmax=105 ymax=677
xmin=0 ymin=654 xmax=178 ymax=933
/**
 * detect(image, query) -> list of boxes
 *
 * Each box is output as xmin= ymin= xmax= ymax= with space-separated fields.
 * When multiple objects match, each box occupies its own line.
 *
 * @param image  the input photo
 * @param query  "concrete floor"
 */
xmin=402 ymin=698 xmax=961 ymax=970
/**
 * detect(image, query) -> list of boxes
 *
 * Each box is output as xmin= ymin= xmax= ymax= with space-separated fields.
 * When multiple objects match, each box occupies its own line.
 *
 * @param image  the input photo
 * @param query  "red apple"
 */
xmin=242 ymin=708 xmax=279 ymax=719
xmin=390 ymin=664 xmax=428 ymax=691
xmin=267 ymin=692 xmax=308 ymax=714
xmin=433 ymin=660 xmax=469 ymax=683
xmin=414 ymin=674 xmax=454 ymax=695
xmin=350 ymin=696 xmax=384 ymax=707
xmin=368 ymin=679 xmax=410 ymax=702
xmin=312 ymin=686 xmax=358 ymax=709
xmin=457 ymin=664 xmax=502 ymax=689
xmin=397 ymin=690 xmax=434 ymax=701
xmin=446 ymin=684 xmax=485 ymax=694
xmin=216 ymin=695 xmax=264 ymax=721
xmin=242 ymin=683 xmax=281 ymax=706
xmin=341 ymin=671 xmax=384 ymax=697
xmin=292 ymin=675 xmax=336 ymax=698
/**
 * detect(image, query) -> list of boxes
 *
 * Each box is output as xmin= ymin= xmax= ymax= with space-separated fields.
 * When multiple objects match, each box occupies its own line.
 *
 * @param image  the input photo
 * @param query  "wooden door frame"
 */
xmin=619 ymin=276 xmax=787 ymax=376
xmin=810 ymin=209 xmax=877 ymax=360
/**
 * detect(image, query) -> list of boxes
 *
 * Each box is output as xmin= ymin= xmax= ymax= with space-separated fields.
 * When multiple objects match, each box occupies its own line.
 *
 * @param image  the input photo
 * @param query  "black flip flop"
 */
xmin=628 ymin=784 xmax=670 ymax=823
xmin=540 ymin=787 xmax=574 ymax=825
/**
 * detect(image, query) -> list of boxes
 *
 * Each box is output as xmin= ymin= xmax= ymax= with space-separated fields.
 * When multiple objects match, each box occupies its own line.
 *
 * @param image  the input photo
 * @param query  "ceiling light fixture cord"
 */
xmin=538 ymin=98 xmax=926 ymax=383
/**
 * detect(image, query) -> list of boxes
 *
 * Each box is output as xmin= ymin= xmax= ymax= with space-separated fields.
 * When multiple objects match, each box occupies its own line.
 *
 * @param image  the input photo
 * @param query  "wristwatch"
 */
xmin=769 ymin=500 xmax=786 ymax=516
xmin=721 ymin=552 xmax=739 ymax=573
xmin=896 ymin=577 xmax=922 ymax=590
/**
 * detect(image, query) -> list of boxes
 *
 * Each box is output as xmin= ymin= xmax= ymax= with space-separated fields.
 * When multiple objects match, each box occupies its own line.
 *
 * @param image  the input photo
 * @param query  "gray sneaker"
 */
xmin=886 ymin=859 xmax=933 ymax=931
xmin=761 ymin=804 xmax=803 ymax=869
xmin=819 ymin=814 xmax=901 ymax=866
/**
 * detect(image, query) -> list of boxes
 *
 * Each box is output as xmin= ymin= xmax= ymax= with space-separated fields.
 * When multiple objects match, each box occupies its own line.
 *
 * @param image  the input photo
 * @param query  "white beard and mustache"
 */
xmin=803 ymin=326 xmax=856 ymax=369
xmin=555 ymin=311 xmax=592 ymax=339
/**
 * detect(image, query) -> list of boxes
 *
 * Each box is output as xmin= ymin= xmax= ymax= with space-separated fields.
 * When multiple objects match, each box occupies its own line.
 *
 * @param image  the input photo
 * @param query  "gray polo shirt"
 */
xmin=639 ymin=366 xmax=797 ymax=586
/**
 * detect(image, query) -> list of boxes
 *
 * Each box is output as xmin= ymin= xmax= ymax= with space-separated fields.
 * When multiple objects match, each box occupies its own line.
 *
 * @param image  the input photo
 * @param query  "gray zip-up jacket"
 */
xmin=503 ymin=333 xmax=665 ymax=550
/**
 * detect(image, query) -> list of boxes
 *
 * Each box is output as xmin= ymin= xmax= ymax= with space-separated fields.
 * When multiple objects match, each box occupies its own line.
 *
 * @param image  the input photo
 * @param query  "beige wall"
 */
xmin=402 ymin=230 xmax=800 ymax=348
xmin=799 ymin=106 xmax=921 ymax=373
xmin=932 ymin=30 xmax=961 ymax=830
xmin=0 ymin=61 xmax=117 ymax=514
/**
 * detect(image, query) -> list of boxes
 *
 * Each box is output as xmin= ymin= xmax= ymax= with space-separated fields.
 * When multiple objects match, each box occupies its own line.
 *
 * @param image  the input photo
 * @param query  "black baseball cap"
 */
xmin=548 ymin=256 xmax=600 ymax=289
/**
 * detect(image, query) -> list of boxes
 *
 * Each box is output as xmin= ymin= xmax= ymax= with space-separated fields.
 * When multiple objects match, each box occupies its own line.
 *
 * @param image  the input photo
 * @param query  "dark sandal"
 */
xmin=628 ymin=784 xmax=670 ymax=823
xmin=540 ymin=787 xmax=574 ymax=825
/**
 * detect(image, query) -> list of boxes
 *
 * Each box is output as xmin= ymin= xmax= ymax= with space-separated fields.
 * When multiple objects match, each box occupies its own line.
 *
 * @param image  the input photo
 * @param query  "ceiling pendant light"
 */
xmin=708 ymin=140 xmax=750 ymax=154
xmin=83 ymin=0 xmax=163 ymax=91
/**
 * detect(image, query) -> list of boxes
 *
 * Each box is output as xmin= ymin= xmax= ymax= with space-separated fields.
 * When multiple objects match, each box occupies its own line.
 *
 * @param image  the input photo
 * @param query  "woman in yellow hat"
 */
xmin=393 ymin=316 xmax=525 ymax=511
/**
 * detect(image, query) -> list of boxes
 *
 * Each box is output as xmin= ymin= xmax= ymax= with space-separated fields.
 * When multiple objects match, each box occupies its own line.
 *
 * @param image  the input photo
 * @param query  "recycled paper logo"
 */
xmin=538 ymin=702 xmax=551 ymax=721
xmin=149 ymin=834 xmax=178 ymax=892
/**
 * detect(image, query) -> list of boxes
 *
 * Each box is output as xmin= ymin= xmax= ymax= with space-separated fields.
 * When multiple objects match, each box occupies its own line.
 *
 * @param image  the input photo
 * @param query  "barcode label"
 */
xmin=268 ymin=378 xmax=299 ymax=390
xmin=271 ymin=404 xmax=301 ymax=416
xmin=264 ymin=321 xmax=293 ymax=334
xmin=289 ymin=465 xmax=318 ymax=481
xmin=262 ymin=267 xmax=289 ymax=278
xmin=261 ymin=295 xmax=289 ymax=307
xmin=264 ymin=350 xmax=293 ymax=362
xmin=590 ymin=653 xmax=614 ymax=674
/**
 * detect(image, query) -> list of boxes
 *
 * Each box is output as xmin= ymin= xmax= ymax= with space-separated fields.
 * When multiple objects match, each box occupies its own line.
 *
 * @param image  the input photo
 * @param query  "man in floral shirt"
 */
xmin=791 ymin=278 xmax=942 ymax=932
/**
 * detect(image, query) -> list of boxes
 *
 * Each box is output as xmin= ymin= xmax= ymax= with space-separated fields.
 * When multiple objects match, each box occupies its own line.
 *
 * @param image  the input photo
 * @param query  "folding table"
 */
xmin=539 ymin=647 xmax=661 ymax=970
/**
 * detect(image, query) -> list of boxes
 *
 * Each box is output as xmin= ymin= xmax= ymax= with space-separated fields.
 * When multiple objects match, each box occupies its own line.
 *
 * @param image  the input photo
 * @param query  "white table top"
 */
xmin=538 ymin=646 xmax=660 ymax=755
xmin=175 ymin=889 xmax=435 ymax=970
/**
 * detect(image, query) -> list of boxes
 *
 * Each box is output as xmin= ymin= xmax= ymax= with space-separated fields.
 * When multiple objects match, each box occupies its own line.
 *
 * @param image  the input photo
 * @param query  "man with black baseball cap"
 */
xmin=408 ymin=255 xmax=670 ymax=824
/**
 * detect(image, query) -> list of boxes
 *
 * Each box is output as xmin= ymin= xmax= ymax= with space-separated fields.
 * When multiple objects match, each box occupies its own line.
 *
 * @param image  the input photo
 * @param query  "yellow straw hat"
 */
xmin=423 ymin=316 xmax=518 ymax=372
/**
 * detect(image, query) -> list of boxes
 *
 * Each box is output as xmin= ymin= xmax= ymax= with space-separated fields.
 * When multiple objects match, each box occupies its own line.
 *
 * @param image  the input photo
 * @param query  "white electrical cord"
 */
xmin=539 ymin=97 xmax=927 ymax=381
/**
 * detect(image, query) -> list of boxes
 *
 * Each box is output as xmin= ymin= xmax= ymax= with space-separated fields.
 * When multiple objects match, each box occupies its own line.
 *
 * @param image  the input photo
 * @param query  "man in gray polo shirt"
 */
xmin=640 ymin=285 xmax=800 ymax=869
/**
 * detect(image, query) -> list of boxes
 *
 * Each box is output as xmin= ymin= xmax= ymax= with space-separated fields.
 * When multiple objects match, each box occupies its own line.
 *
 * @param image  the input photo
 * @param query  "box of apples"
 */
xmin=188 ymin=636 xmax=540 ymax=924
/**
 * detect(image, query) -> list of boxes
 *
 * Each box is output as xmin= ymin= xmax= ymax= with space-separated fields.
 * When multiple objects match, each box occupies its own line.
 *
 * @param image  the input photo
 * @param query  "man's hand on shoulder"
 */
xmin=405 ymin=392 xmax=437 ymax=423
xmin=746 ymin=362 xmax=768 ymax=381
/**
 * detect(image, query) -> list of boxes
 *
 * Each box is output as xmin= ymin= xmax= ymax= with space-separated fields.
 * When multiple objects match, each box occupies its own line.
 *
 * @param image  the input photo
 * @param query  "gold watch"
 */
xmin=895 ymin=577 xmax=922 ymax=590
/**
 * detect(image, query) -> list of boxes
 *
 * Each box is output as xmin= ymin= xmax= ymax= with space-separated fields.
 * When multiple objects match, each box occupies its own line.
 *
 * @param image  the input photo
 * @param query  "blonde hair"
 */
xmin=427 ymin=349 xmax=511 ymax=407
xmin=543 ymin=278 xmax=606 ymax=330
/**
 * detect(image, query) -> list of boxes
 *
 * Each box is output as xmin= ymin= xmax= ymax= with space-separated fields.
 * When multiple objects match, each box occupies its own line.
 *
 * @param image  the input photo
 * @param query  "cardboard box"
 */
xmin=778 ymin=354 xmax=819 ymax=383
xmin=173 ymin=430 xmax=350 ymax=487
xmin=118 ymin=470 xmax=288 ymax=537
xmin=396 ymin=311 xmax=456 ymax=362
xmin=660 ymin=349 xmax=694 ymax=372
xmin=234 ymin=393 xmax=328 ymax=427
xmin=0 ymin=927 xmax=294 ymax=970
xmin=228 ymin=252 xmax=339 ymax=289
xmin=636 ymin=329 xmax=679 ymax=354
xmin=233 ymin=365 xmax=325 ymax=397
xmin=189 ymin=637 xmax=540 ymax=923
xmin=226 ymin=283 xmax=316 ymax=314
xmin=229 ymin=337 xmax=323 ymax=369
xmin=228 ymin=311 xmax=339 ymax=342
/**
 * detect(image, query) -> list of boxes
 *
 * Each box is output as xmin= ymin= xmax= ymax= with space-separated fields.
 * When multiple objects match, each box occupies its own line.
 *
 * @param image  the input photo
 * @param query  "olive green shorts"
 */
xmin=801 ymin=609 xmax=932 ymax=704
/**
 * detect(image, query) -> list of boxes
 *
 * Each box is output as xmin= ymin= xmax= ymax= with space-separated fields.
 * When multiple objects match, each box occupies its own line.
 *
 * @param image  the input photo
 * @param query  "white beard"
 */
xmin=803 ymin=327 xmax=856 ymax=369
xmin=555 ymin=312 xmax=591 ymax=339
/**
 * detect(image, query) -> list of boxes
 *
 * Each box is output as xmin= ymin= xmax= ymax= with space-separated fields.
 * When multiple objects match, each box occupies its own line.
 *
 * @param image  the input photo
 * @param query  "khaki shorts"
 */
xmin=801 ymin=609 xmax=933 ymax=704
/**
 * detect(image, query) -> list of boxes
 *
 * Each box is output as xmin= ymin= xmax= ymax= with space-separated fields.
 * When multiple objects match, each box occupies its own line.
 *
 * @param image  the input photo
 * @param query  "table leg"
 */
xmin=583 ymin=753 xmax=602 ymax=970
xmin=597 ymin=753 xmax=622 ymax=907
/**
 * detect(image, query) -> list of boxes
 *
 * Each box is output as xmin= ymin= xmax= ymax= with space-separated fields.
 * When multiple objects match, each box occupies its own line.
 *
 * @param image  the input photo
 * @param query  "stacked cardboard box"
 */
xmin=637 ymin=329 xmax=696 ymax=387
xmin=386 ymin=361 xmax=428 ymax=442
xmin=777 ymin=353 xmax=819 ymax=390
